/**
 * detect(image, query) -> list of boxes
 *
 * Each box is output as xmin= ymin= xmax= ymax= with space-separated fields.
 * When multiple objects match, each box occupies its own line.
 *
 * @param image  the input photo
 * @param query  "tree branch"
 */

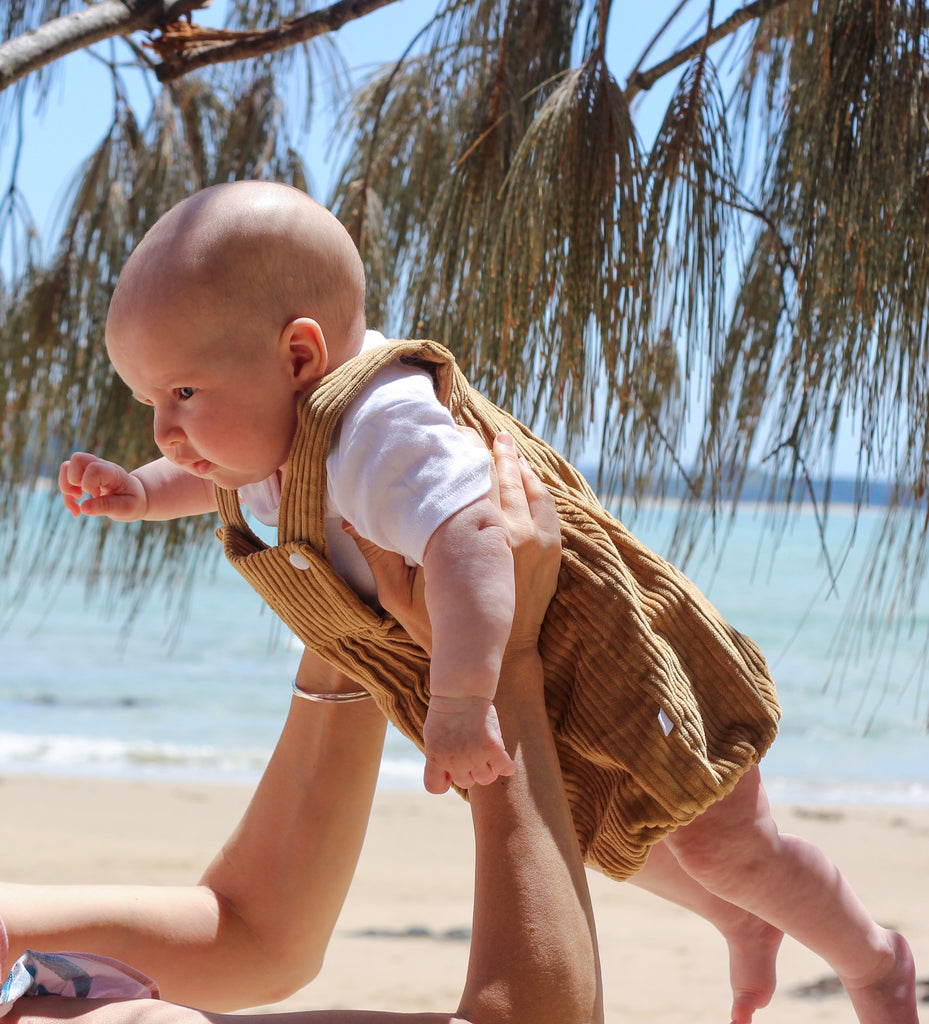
xmin=0 ymin=0 xmax=206 ymax=94
xmin=627 ymin=0 xmax=690 ymax=85
xmin=763 ymin=434 xmax=841 ymax=598
xmin=625 ymin=0 xmax=792 ymax=101
xmin=152 ymin=0 xmax=401 ymax=82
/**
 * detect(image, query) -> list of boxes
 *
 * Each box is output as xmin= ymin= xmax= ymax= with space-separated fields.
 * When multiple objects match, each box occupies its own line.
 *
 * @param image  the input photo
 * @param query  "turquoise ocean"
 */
xmin=2 ymin=497 xmax=927 ymax=805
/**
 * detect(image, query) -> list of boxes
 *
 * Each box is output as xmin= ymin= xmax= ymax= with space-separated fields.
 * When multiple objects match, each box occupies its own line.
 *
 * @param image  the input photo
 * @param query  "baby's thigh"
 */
xmin=665 ymin=767 xmax=780 ymax=879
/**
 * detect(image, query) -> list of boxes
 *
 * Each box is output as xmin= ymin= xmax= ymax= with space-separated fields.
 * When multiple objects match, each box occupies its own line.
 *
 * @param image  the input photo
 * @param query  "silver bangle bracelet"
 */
xmin=291 ymin=679 xmax=373 ymax=703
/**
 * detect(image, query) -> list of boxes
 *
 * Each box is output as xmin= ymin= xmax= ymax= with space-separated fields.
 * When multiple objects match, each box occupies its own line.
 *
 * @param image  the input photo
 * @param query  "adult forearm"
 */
xmin=191 ymin=673 xmax=387 ymax=1009
xmin=2 ymin=656 xmax=386 ymax=1013
xmin=458 ymin=646 xmax=603 ymax=1024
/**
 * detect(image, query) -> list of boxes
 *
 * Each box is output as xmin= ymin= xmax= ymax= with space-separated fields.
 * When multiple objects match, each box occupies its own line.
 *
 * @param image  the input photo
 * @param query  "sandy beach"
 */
xmin=1 ymin=774 xmax=926 ymax=1021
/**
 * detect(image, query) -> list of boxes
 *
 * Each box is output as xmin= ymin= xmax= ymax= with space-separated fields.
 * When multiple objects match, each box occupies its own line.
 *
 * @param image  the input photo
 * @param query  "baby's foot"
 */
xmin=725 ymin=916 xmax=783 ymax=1024
xmin=842 ymin=929 xmax=918 ymax=1024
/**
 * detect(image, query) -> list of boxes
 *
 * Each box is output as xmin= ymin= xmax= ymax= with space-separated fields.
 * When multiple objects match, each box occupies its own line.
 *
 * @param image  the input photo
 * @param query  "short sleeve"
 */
xmin=326 ymin=364 xmax=491 ymax=565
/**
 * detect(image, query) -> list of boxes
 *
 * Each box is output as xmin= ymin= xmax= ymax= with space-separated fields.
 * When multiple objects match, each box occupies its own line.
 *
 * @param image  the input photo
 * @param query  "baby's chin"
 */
xmin=207 ymin=466 xmax=279 ymax=491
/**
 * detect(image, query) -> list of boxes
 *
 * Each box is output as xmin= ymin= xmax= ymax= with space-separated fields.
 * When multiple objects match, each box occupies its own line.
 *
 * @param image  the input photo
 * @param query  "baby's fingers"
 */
xmin=423 ymin=758 xmax=452 ymax=795
xmin=59 ymin=459 xmax=93 ymax=516
xmin=77 ymin=492 xmax=141 ymax=518
xmin=81 ymin=460 xmax=126 ymax=498
xmin=62 ymin=452 xmax=104 ymax=489
xmin=58 ymin=470 xmax=81 ymax=517
xmin=469 ymin=747 xmax=517 ymax=787
xmin=58 ymin=460 xmax=80 ymax=496
xmin=61 ymin=453 xmax=125 ymax=500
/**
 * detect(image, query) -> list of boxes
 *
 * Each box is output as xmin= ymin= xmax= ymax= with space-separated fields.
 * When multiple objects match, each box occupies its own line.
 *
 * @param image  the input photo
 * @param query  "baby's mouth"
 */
xmin=173 ymin=454 xmax=212 ymax=477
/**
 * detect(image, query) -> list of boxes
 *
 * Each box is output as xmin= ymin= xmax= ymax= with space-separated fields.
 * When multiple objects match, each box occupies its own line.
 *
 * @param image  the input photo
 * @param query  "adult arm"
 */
xmin=7 ymin=434 xmax=603 ymax=1024
xmin=7 ymin=670 xmax=602 ymax=1024
xmin=337 ymin=434 xmax=603 ymax=1024
xmin=0 ymin=652 xmax=386 ymax=1011
xmin=458 ymin=436 xmax=600 ymax=1023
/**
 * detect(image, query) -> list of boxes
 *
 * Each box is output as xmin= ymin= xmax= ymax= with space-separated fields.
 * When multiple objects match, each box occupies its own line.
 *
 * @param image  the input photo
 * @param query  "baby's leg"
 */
xmin=631 ymin=841 xmax=782 ymax=1024
xmin=665 ymin=767 xmax=918 ymax=1024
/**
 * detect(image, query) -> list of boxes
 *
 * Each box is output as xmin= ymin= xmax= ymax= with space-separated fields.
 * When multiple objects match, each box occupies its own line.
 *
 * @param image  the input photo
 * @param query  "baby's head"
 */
xmin=105 ymin=181 xmax=368 ymax=489
xmin=107 ymin=180 xmax=367 ymax=372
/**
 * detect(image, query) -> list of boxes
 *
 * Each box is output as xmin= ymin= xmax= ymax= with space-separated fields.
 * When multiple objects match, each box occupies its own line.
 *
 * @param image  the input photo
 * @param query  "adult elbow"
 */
xmin=198 ymin=949 xmax=324 ymax=1011
xmin=201 ymin=893 xmax=327 ymax=1009
xmin=244 ymin=954 xmax=325 ymax=1007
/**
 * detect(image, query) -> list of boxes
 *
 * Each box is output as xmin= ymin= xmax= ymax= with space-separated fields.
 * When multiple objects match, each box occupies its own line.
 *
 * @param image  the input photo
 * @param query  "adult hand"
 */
xmin=341 ymin=521 xmax=431 ymax=652
xmin=345 ymin=430 xmax=560 ymax=653
xmin=488 ymin=432 xmax=561 ymax=648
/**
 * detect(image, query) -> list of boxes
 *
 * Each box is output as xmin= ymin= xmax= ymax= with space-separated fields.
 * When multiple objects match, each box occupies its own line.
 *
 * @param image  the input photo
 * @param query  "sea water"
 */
xmin=1 ymin=497 xmax=927 ymax=805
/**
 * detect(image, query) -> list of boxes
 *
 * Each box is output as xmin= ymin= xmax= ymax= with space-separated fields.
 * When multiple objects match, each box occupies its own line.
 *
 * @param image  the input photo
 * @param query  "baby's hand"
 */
xmin=422 ymin=695 xmax=516 ymax=795
xmin=59 ymin=452 xmax=147 ymax=521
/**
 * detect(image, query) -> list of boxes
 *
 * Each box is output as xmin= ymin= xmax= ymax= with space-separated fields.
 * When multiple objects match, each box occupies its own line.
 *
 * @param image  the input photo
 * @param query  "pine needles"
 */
xmin=3 ymin=0 xmax=929 ymax=640
xmin=1 ymin=67 xmax=310 ymax=616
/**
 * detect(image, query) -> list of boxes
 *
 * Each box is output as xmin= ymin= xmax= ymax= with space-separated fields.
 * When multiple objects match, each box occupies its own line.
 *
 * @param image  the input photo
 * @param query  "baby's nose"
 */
xmin=153 ymin=411 xmax=184 ymax=451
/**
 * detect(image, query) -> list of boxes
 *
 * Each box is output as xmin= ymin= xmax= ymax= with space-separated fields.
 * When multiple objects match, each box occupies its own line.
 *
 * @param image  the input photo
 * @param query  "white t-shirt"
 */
xmin=240 ymin=331 xmax=491 ymax=604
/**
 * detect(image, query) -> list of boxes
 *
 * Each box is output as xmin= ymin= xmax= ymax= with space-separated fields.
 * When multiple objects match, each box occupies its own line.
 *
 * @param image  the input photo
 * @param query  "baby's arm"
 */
xmin=421 ymin=495 xmax=516 ymax=794
xmin=59 ymin=454 xmax=216 ymax=522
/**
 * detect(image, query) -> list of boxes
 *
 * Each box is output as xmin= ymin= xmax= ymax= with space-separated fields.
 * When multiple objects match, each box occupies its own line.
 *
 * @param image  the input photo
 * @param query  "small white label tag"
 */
xmin=657 ymin=708 xmax=674 ymax=737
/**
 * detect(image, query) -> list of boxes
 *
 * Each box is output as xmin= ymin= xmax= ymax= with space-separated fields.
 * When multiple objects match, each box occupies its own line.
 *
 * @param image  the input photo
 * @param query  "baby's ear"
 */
xmin=281 ymin=317 xmax=328 ymax=389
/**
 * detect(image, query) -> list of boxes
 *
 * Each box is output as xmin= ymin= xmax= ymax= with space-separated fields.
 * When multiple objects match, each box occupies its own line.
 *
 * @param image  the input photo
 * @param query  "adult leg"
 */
xmin=665 ymin=767 xmax=917 ymax=1024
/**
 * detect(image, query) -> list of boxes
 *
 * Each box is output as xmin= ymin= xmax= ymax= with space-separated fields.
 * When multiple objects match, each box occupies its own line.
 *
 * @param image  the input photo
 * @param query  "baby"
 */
xmin=61 ymin=181 xmax=517 ymax=795
xmin=61 ymin=181 xmax=918 ymax=1024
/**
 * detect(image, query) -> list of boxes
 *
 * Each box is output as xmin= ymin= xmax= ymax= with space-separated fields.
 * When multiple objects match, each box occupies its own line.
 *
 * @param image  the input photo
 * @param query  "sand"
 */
xmin=1 ymin=774 xmax=926 ymax=1021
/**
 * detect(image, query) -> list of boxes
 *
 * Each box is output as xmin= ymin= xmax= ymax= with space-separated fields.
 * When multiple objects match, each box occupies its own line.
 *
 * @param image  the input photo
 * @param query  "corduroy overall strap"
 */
xmin=213 ymin=338 xmax=459 ymax=550
xmin=209 ymin=341 xmax=456 ymax=735
xmin=279 ymin=339 xmax=460 ymax=549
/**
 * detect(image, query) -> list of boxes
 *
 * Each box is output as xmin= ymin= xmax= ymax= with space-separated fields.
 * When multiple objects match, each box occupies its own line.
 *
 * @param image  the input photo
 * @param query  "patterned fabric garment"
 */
xmin=0 ymin=950 xmax=159 ymax=1017
xmin=214 ymin=339 xmax=782 ymax=881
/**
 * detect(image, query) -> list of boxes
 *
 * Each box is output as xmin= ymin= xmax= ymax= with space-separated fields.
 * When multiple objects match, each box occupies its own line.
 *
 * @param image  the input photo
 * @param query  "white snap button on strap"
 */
xmin=289 ymin=551 xmax=311 ymax=570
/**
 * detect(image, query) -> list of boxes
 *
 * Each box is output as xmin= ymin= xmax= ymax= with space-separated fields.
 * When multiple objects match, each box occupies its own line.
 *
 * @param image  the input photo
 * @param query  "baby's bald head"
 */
xmin=107 ymin=181 xmax=366 ymax=368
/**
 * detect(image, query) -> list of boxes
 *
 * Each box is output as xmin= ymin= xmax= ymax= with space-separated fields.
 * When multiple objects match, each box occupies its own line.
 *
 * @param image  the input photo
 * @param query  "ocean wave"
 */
xmin=763 ymin=775 xmax=929 ymax=808
xmin=0 ymin=729 xmax=925 ymax=807
xmin=0 ymin=731 xmax=272 ymax=783
xmin=0 ymin=728 xmax=429 ymax=790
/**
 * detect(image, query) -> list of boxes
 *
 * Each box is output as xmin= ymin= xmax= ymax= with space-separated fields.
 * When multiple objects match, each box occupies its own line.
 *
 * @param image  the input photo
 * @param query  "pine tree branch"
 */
xmin=627 ymin=0 xmax=690 ymax=85
xmin=0 ymin=0 xmax=206 ymax=94
xmin=764 ymin=435 xmax=841 ymax=597
xmin=625 ymin=0 xmax=792 ymax=100
xmin=152 ymin=0 xmax=401 ymax=82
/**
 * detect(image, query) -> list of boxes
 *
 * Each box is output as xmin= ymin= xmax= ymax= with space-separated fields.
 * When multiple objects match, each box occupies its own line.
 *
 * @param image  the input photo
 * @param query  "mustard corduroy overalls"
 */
xmin=215 ymin=340 xmax=782 ymax=880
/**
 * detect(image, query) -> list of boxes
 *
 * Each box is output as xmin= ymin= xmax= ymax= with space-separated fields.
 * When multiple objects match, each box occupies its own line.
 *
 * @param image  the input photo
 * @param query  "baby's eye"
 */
xmin=175 ymin=387 xmax=198 ymax=401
